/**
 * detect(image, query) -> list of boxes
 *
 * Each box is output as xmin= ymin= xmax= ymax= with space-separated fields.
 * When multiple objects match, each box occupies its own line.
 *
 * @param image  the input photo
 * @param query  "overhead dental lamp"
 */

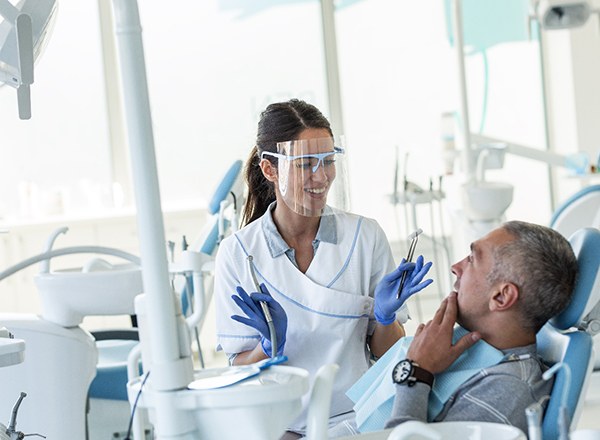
xmin=534 ymin=0 xmax=592 ymax=29
xmin=0 ymin=0 xmax=57 ymax=119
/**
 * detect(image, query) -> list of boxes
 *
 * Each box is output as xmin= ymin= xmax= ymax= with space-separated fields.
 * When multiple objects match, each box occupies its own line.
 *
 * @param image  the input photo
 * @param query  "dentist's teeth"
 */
xmin=306 ymin=188 xmax=326 ymax=194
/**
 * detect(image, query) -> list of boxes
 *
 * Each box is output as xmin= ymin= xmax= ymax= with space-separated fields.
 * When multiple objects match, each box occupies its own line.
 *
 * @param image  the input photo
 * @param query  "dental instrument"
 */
xmin=247 ymin=255 xmax=278 ymax=358
xmin=0 ymin=392 xmax=40 ymax=440
xmin=188 ymin=356 xmax=287 ymax=390
xmin=397 ymin=228 xmax=423 ymax=299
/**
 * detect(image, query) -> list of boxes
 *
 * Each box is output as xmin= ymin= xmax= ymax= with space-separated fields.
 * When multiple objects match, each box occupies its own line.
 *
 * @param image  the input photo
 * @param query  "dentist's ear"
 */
xmin=490 ymin=282 xmax=519 ymax=311
xmin=260 ymin=158 xmax=278 ymax=183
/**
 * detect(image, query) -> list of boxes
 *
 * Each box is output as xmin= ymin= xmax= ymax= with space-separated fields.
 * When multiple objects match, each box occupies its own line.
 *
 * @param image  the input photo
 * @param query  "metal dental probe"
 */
xmin=397 ymin=228 xmax=423 ymax=299
xmin=247 ymin=255 xmax=277 ymax=358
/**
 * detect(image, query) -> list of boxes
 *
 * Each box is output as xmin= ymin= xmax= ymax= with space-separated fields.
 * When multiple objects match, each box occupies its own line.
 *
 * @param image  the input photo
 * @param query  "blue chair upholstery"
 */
xmin=537 ymin=227 xmax=600 ymax=439
xmin=207 ymin=160 xmax=243 ymax=216
xmin=88 ymin=336 xmax=139 ymax=400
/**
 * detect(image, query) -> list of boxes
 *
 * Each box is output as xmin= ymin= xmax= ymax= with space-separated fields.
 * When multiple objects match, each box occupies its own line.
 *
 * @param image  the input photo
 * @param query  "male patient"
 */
xmin=384 ymin=221 xmax=578 ymax=433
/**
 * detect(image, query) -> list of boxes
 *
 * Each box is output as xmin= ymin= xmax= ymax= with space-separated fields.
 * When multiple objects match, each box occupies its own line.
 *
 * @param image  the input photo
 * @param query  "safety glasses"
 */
xmin=262 ymin=135 xmax=349 ymax=216
xmin=261 ymin=147 xmax=344 ymax=173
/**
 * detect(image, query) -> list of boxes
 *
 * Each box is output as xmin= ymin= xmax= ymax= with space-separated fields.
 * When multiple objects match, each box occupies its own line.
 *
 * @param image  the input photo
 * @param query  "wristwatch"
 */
xmin=392 ymin=359 xmax=434 ymax=388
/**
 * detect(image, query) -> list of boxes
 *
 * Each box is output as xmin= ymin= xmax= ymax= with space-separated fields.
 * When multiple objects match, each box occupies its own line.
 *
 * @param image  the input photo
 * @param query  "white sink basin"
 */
xmin=387 ymin=420 xmax=526 ymax=440
xmin=34 ymin=262 xmax=143 ymax=327
xmin=462 ymin=181 xmax=514 ymax=222
xmin=128 ymin=365 xmax=310 ymax=440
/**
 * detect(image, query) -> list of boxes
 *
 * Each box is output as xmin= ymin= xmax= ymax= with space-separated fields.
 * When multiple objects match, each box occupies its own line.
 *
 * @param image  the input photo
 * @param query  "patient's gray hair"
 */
xmin=487 ymin=221 xmax=578 ymax=332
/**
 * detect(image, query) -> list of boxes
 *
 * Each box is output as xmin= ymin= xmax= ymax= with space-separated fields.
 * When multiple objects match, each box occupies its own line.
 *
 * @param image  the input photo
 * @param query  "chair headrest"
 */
xmin=550 ymin=227 xmax=600 ymax=331
xmin=550 ymin=184 xmax=600 ymax=229
xmin=207 ymin=160 xmax=243 ymax=215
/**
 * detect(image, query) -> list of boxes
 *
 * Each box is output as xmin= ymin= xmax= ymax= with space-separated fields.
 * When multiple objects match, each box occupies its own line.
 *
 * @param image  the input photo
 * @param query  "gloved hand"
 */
xmin=374 ymin=255 xmax=433 ymax=325
xmin=231 ymin=283 xmax=288 ymax=357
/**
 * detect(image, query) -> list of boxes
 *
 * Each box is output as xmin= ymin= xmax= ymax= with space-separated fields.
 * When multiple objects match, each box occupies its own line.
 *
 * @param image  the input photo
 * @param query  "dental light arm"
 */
xmin=0 ymin=0 xmax=18 ymax=21
xmin=0 ymin=1 xmax=33 ymax=119
xmin=470 ymin=133 xmax=589 ymax=174
xmin=0 ymin=0 xmax=57 ymax=120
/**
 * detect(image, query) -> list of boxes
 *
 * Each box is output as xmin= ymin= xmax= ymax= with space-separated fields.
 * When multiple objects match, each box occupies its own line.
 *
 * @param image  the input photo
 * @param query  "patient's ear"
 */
xmin=260 ymin=159 xmax=278 ymax=183
xmin=490 ymin=282 xmax=519 ymax=311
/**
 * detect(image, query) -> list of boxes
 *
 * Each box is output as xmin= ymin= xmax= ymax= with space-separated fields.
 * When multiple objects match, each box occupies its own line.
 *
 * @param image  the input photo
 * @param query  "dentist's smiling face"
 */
xmin=450 ymin=227 xmax=513 ymax=331
xmin=280 ymin=128 xmax=336 ymax=217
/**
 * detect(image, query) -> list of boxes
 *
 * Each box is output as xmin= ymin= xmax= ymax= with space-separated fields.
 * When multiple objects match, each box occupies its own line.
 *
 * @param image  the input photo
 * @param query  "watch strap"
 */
xmin=410 ymin=362 xmax=434 ymax=388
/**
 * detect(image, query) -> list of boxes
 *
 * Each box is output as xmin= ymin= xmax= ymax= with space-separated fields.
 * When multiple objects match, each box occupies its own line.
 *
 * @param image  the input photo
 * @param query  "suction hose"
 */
xmin=0 ymin=246 xmax=141 ymax=282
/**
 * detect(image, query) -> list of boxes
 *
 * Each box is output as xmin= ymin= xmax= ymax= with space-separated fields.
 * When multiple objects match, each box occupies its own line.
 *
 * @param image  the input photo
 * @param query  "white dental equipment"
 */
xmin=0 ymin=327 xmax=28 ymax=440
xmin=0 ymin=392 xmax=41 ymax=440
xmin=390 ymin=150 xmax=453 ymax=313
xmin=247 ymin=255 xmax=278 ymax=358
xmin=0 ymin=328 xmax=24 ymax=368
xmin=396 ymin=228 xmax=422 ymax=299
xmin=0 ymin=0 xmax=57 ymax=119
xmin=535 ymin=0 xmax=592 ymax=29
xmin=526 ymin=362 xmax=572 ymax=440
xmin=0 ymin=237 xmax=144 ymax=439
xmin=108 ymin=1 xmax=315 ymax=437
xmin=448 ymin=0 xmax=599 ymax=230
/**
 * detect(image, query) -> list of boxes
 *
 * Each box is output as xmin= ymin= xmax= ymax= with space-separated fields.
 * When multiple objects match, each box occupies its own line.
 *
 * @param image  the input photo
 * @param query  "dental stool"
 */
xmin=536 ymin=227 xmax=600 ymax=439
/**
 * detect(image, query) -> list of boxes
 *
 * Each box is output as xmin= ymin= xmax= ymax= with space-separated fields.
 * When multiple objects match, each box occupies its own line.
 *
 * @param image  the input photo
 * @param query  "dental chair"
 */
xmin=87 ymin=159 xmax=244 ymax=439
xmin=536 ymin=227 xmax=600 ymax=439
xmin=550 ymin=185 xmax=600 ymax=239
xmin=549 ymin=184 xmax=600 ymax=389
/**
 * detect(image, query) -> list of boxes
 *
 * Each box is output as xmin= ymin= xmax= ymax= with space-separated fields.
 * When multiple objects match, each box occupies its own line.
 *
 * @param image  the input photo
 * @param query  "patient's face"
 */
xmin=451 ymin=227 xmax=513 ymax=330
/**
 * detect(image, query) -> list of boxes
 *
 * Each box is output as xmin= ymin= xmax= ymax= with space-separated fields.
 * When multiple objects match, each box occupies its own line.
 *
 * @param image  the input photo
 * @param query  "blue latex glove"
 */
xmin=231 ymin=283 xmax=288 ymax=357
xmin=374 ymin=255 xmax=433 ymax=325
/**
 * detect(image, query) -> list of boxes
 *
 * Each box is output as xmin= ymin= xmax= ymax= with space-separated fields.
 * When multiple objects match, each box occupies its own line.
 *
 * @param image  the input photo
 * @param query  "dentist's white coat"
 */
xmin=215 ymin=208 xmax=407 ymax=432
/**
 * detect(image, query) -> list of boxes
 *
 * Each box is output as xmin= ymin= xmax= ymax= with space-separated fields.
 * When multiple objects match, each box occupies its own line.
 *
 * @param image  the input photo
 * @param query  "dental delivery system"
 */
xmin=247 ymin=255 xmax=278 ymax=358
xmin=397 ymin=228 xmax=423 ymax=299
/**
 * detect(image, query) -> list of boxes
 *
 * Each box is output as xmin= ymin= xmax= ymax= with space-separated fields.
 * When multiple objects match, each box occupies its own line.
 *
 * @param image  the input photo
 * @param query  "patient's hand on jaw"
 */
xmin=406 ymin=292 xmax=480 ymax=374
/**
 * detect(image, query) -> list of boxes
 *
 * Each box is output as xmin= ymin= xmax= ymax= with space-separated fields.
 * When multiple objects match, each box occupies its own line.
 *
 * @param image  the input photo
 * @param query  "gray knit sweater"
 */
xmin=384 ymin=344 xmax=553 ymax=434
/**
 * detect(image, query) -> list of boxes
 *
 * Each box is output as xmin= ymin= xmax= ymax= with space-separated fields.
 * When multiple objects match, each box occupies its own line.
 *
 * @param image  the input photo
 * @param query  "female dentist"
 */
xmin=214 ymin=99 xmax=432 ymax=439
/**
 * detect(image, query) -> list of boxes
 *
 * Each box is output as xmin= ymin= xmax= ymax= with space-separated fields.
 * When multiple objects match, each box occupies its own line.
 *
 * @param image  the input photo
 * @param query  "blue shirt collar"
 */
xmin=261 ymin=202 xmax=338 ymax=259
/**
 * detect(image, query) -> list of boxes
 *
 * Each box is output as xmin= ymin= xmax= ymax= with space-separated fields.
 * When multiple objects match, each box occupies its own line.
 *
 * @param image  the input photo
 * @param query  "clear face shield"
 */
xmin=261 ymin=136 xmax=349 ymax=217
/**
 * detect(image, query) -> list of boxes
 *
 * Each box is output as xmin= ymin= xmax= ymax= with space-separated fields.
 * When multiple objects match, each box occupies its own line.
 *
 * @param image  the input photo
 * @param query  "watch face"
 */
xmin=392 ymin=360 xmax=413 ymax=384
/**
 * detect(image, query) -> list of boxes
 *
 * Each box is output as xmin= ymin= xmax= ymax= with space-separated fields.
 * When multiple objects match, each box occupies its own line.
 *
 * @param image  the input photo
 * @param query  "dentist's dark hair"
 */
xmin=242 ymin=99 xmax=333 ymax=226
